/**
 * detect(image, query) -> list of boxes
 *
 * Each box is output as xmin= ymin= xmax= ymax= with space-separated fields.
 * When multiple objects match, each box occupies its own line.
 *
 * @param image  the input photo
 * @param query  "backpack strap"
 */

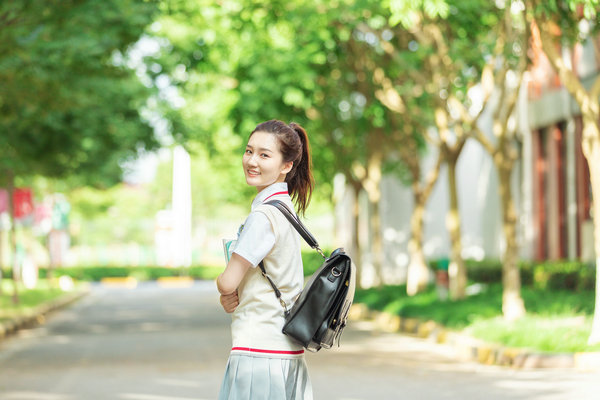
xmin=258 ymin=200 xmax=326 ymax=315
xmin=264 ymin=200 xmax=326 ymax=259
xmin=258 ymin=261 xmax=289 ymax=316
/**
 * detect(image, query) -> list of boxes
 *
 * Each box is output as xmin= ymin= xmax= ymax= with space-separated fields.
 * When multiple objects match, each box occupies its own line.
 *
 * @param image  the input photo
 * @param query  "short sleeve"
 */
xmin=232 ymin=211 xmax=276 ymax=267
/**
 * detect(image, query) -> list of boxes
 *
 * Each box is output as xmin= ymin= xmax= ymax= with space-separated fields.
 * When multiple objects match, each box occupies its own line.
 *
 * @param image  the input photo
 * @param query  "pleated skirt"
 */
xmin=218 ymin=354 xmax=313 ymax=400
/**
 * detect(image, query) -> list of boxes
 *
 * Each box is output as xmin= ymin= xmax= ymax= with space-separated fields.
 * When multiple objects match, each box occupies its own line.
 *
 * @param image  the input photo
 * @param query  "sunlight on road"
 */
xmin=119 ymin=394 xmax=208 ymax=400
xmin=2 ymin=283 xmax=598 ymax=400
xmin=323 ymin=319 xmax=463 ymax=369
xmin=155 ymin=378 xmax=201 ymax=388
xmin=0 ymin=392 xmax=73 ymax=400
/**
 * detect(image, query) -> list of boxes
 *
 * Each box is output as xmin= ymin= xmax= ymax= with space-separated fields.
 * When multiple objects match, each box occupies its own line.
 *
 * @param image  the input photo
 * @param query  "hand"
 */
xmin=220 ymin=291 xmax=239 ymax=313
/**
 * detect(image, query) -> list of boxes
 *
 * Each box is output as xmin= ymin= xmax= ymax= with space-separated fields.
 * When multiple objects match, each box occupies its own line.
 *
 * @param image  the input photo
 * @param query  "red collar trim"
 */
xmin=263 ymin=191 xmax=288 ymax=202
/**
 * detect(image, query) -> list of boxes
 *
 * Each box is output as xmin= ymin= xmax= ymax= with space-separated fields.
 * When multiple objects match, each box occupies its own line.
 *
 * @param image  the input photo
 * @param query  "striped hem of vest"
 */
xmin=230 ymin=347 xmax=305 ymax=359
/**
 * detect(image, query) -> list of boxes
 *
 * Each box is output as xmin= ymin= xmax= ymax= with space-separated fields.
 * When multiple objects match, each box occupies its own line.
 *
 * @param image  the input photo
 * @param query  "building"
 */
xmin=336 ymin=33 xmax=597 ymax=287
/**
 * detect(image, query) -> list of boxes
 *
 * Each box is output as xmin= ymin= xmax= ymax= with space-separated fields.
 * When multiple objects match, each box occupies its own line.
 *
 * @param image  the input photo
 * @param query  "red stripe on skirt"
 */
xmin=231 ymin=347 xmax=304 ymax=355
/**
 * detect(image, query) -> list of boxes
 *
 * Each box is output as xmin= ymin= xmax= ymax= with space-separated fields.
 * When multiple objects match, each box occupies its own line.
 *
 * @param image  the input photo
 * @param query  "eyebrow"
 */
xmin=246 ymin=145 xmax=274 ymax=153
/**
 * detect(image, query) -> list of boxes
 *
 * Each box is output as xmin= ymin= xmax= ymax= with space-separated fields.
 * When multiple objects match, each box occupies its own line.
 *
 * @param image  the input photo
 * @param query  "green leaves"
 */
xmin=388 ymin=0 xmax=450 ymax=27
xmin=528 ymin=0 xmax=600 ymax=44
xmin=0 ymin=0 xmax=160 ymax=187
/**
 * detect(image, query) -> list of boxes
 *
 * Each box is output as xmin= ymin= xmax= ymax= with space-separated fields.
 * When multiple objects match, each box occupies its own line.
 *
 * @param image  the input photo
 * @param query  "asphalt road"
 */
xmin=0 ymin=281 xmax=598 ymax=399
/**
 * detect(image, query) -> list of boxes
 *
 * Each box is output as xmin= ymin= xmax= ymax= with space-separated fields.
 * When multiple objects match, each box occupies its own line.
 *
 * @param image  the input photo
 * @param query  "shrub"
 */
xmin=2 ymin=252 xmax=322 ymax=282
xmin=427 ymin=259 xmax=595 ymax=292
xmin=464 ymin=259 xmax=504 ymax=283
xmin=520 ymin=260 xmax=595 ymax=291
xmin=301 ymin=249 xmax=331 ymax=276
xmin=34 ymin=265 xmax=220 ymax=281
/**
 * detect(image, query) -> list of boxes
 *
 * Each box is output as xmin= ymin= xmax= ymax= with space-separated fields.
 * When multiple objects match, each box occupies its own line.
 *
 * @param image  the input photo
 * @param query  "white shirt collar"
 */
xmin=251 ymin=182 xmax=289 ymax=210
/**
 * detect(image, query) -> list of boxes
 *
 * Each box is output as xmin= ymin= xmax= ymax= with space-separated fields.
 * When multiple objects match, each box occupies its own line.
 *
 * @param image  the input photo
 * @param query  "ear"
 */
xmin=281 ymin=161 xmax=293 ymax=175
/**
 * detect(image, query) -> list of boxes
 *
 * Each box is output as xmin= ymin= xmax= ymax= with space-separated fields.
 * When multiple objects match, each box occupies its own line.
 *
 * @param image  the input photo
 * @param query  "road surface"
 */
xmin=0 ymin=281 xmax=597 ymax=399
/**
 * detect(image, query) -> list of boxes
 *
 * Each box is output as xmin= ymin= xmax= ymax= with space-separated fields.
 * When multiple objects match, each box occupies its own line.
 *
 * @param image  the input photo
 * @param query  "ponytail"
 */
xmin=287 ymin=122 xmax=314 ymax=216
xmin=250 ymin=119 xmax=314 ymax=215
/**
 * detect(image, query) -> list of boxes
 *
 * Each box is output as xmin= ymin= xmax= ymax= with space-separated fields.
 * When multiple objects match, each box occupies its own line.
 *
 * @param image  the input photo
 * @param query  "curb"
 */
xmin=349 ymin=304 xmax=600 ymax=371
xmin=157 ymin=276 xmax=195 ymax=288
xmin=100 ymin=277 xmax=138 ymax=288
xmin=0 ymin=288 xmax=90 ymax=341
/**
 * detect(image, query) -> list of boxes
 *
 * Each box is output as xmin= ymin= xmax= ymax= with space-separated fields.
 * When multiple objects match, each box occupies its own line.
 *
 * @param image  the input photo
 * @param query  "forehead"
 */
xmin=247 ymin=131 xmax=279 ymax=151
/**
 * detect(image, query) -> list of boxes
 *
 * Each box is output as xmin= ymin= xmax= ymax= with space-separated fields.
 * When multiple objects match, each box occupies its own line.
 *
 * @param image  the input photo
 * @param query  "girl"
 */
xmin=216 ymin=119 xmax=314 ymax=400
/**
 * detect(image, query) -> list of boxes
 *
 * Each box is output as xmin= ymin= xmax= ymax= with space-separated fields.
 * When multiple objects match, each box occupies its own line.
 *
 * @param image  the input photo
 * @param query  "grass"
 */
xmin=354 ymin=283 xmax=600 ymax=353
xmin=3 ymin=274 xmax=598 ymax=353
xmin=0 ymin=280 xmax=71 ymax=322
xmin=467 ymin=315 xmax=596 ymax=353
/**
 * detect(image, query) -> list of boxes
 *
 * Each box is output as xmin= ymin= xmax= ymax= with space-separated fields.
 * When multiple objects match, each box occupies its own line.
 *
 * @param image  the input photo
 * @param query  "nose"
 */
xmin=246 ymin=153 xmax=258 ymax=166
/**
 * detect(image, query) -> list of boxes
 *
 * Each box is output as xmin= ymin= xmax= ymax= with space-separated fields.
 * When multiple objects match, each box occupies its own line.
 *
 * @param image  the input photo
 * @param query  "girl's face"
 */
xmin=243 ymin=131 xmax=293 ymax=192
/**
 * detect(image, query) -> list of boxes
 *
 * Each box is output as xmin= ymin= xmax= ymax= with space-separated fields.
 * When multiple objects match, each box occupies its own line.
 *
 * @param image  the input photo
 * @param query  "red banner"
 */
xmin=13 ymin=188 xmax=33 ymax=218
xmin=0 ymin=188 xmax=34 ymax=218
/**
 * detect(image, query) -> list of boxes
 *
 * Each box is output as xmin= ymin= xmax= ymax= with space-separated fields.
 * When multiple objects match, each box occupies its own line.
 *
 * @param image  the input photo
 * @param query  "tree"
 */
xmin=364 ymin=26 xmax=442 ymax=294
xmin=324 ymin=18 xmax=424 ymax=287
xmin=467 ymin=3 xmax=530 ymax=320
xmin=151 ymin=0 xmax=426 ymax=287
xmin=395 ymin=0 xmax=529 ymax=315
xmin=0 ymin=0 xmax=160 ymax=299
xmin=409 ymin=18 xmax=472 ymax=299
xmin=382 ymin=1 xmax=500 ymax=297
xmin=526 ymin=0 xmax=600 ymax=343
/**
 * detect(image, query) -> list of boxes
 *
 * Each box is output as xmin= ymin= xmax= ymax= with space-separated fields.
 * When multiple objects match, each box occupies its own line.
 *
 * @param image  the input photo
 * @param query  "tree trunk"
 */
xmin=365 ymin=152 xmax=384 ymax=287
xmin=405 ymin=151 xmax=443 ymax=296
xmin=350 ymin=181 xmax=363 ymax=289
xmin=407 ymin=191 xmax=430 ymax=295
xmin=584 ymin=126 xmax=600 ymax=344
xmin=368 ymin=195 xmax=384 ymax=287
xmin=446 ymin=159 xmax=467 ymax=300
xmin=6 ymin=170 xmax=20 ymax=304
xmin=498 ymin=162 xmax=526 ymax=320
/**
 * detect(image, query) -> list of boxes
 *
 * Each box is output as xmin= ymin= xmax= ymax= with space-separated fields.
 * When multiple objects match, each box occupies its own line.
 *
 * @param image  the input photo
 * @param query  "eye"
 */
xmin=260 ymin=153 xmax=269 ymax=158
xmin=245 ymin=149 xmax=252 ymax=155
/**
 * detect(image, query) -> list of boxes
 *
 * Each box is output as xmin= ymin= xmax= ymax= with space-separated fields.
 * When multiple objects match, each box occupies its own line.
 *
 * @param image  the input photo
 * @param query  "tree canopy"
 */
xmin=0 ymin=0 xmax=160 ymax=188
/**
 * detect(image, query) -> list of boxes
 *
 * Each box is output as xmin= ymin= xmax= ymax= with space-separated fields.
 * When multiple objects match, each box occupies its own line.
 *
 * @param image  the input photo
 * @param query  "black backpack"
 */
xmin=259 ymin=200 xmax=356 ymax=352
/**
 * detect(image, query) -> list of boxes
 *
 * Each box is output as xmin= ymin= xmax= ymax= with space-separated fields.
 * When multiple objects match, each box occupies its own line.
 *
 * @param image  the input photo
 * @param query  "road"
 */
xmin=0 ymin=281 xmax=597 ymax=399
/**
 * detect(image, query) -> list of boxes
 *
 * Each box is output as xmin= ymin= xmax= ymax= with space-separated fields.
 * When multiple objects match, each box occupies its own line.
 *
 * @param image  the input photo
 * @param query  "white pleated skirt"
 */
xmin=218 ymin=354 xmax=313 ymax=400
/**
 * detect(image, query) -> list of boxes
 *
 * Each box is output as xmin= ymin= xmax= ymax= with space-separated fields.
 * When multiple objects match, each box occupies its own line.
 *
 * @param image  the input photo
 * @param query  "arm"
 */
xmin=217 ymin=210 xmax=274 ymax=312
xmin=216 ymin=252 xmax=252 ymax=295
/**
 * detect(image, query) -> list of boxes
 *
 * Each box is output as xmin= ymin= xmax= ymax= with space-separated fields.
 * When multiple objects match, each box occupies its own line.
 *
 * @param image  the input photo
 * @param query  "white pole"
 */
xmin=172 ymin=146 xmax=192 ymax=267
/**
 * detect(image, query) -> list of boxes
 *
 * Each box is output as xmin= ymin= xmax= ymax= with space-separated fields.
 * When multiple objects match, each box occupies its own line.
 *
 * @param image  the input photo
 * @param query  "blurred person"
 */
xmin=216 ymin=119 xmax=314 ymax=400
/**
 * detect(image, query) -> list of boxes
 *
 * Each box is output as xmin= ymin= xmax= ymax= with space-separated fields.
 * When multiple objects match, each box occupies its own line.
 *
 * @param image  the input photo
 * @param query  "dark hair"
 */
xmin=251 ymin=119 xmax=314 ymax=215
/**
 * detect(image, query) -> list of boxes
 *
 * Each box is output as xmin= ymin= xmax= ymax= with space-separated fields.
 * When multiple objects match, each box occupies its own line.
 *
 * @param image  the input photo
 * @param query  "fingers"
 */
xmin=222 ymin=295 xmax=238 ymax=313
xmin=220 ymin=291 xmax=239 ymax=313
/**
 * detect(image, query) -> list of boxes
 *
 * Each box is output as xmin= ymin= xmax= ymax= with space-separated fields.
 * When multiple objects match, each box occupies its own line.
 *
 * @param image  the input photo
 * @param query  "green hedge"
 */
xmin=0 ymin=250 xmax=326 ymax=282
xmin=35 ymin=265 xmax=223 ymax=281
xmin=5 ymin=254 xmax=591 ymax=290
xmin=520 ymin=260 xmax=596 ymax=291
xmin=301 ymin=249 xmax=332 ymax=276
xmin=430 ymin=259 xmax=596 ymax=291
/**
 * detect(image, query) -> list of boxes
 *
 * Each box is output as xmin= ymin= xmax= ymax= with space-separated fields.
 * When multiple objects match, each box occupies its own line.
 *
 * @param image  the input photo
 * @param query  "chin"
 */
xmin=245 ymin=177 xmax=260 ymax=187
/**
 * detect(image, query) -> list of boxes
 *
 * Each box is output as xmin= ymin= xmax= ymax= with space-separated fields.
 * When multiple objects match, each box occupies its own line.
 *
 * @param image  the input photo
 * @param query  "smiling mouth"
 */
xmin=247 ymin=170 xmax=260 ymax=176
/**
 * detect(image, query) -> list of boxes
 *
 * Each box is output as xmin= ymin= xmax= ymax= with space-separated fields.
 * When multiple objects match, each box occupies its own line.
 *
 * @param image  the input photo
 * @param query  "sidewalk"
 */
xmin=3 ymin=285 xmax=600 ymax=372
xmin=349 ymin=303 xmax=600 ymax=371
xmin=0 ymin=276 xmax=196 ymax=342
xmin=0 ymin=288 xmax=89 ymax=341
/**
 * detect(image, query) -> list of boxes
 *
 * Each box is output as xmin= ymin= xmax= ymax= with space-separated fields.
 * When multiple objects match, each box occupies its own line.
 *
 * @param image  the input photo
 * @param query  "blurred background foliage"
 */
xmin=2 ymin=0 xmax=600 ymax=349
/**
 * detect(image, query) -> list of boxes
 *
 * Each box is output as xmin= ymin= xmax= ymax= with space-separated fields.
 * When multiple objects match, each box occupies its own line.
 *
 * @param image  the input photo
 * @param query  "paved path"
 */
xmin=0 ymin=281 xmax=597 ymax=399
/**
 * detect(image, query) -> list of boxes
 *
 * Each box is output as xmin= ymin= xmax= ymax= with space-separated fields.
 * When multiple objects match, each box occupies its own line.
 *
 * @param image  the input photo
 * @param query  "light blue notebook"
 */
xmin=222 ymin=238 xmax=236 ymax=265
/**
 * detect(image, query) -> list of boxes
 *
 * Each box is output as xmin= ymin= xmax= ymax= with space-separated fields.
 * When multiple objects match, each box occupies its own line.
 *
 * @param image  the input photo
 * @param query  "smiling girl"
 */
xmin=216 ymin=120 xmax=314 ymax=400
